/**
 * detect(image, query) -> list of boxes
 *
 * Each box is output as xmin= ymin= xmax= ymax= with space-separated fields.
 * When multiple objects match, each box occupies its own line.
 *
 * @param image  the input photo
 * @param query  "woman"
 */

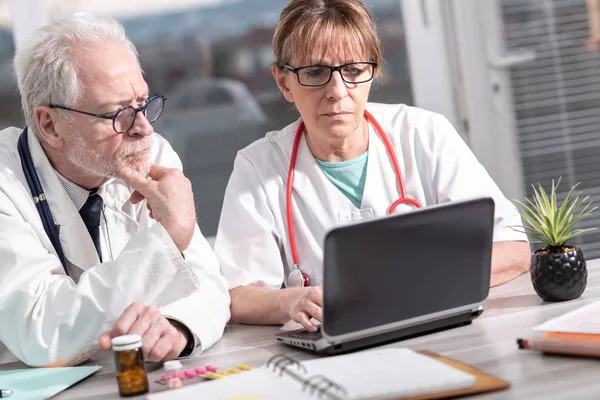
xmin=215 ymin=0 xmax=530 ymax=331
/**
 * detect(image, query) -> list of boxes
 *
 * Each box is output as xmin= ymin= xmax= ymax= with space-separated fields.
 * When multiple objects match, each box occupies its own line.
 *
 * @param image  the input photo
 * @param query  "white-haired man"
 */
xmin=0 ymin=14 xmax=230 ymax=366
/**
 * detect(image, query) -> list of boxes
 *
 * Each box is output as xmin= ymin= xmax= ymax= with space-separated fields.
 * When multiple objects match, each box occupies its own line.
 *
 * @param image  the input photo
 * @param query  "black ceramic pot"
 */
xmin=530 ymin=246 xmax=587 ymax=302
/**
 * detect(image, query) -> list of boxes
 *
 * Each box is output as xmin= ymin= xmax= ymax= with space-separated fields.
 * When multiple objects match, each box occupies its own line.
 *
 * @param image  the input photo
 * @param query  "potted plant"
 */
xmin=512 ymin=179 xmax=597 ymax=302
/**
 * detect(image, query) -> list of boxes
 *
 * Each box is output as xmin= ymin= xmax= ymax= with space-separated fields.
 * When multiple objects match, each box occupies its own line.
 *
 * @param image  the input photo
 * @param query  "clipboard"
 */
xmin=408 ymin=350 xmax=510 ymax=399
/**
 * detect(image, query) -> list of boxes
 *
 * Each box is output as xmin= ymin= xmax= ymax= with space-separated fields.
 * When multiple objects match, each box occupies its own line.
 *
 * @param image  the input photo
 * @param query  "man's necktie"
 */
xmin=79 ymin=188 xmax=103 ymax=262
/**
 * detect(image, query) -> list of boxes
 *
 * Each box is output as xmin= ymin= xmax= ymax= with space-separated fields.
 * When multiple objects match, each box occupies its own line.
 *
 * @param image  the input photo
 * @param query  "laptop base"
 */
xmin=276 ymin=307 xmax=483 ymax=355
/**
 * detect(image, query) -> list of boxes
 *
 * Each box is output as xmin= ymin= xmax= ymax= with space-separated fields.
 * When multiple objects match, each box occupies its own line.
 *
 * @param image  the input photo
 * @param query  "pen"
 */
xmin=518 ymin=337 xmax=600 ymax=357
xmin=0 ymin=388 xmax=12 ymax=398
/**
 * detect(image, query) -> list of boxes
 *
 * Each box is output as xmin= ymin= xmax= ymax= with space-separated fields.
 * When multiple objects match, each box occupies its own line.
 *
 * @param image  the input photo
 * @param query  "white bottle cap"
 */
xmin=163 ymin=360 xmax=183 ymax=371
xmin=111 ymin=334 xmax=142 ymax=351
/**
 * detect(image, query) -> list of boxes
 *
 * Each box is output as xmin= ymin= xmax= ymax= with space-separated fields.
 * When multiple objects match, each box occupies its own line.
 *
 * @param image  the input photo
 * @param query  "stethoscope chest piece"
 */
xmin=287 ymin=266 xmax=310 ymax=288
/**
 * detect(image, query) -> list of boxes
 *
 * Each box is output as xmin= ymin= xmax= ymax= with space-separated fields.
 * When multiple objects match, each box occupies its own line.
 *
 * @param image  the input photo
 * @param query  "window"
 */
xmin=501 ymin=0 xmax=600 ymax=257
xmin=0 ymin=5 xmax=23 ymax=132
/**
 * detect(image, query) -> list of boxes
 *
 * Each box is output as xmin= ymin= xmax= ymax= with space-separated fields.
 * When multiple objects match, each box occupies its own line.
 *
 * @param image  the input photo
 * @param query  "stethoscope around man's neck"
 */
xmin=18 ymin=127 xmax=68 ymax=272
xmin=284 ymin=110 xmax=422 ymax=288
xmin=18 ymin=127 xmax=115 ymax=275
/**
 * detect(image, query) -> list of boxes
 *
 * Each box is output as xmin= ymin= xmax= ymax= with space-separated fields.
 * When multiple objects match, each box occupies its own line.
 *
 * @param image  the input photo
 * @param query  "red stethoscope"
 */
xmin=285 ymin=110 xmax=422 ymax=288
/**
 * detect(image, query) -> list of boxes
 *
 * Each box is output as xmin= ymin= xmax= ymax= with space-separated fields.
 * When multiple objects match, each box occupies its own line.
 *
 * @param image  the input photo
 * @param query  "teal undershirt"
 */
xmin=315 ymin=151 xmax=369 ymax=208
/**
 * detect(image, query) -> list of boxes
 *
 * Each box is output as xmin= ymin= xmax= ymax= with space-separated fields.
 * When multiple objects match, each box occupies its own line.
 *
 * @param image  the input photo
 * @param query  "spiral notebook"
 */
xmin=147 ymin=348 xmax=477 ymax=400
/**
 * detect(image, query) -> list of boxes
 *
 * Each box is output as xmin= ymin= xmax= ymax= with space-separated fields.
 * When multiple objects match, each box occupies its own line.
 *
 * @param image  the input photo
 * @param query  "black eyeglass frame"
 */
xmin=282 ymin=62 xmax=378 ymax=87
xmin=49 ymin=94 xmax=167 ymax=134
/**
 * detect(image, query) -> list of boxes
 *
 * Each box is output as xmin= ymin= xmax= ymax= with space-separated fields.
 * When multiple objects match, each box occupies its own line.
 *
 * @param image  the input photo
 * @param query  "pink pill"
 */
xmin=167 ymin=378 xmax=183 ymax=389
xmin=184 ymin=370 xmax=196 ymax=378
xmin=161 ymin=375 xmax=168 ymax=382
xmin=195 ymin=367 xmax=206 ymax=375
xmin=206 ymin=365 xmax=218 ymax=373
xmin=177 ymin=373 xmax=186 ymax=379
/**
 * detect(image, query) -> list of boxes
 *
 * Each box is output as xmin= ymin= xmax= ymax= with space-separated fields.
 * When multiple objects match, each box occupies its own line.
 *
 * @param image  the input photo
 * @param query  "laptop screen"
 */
xmin=322 ymin=197 xmax=494 ymax=338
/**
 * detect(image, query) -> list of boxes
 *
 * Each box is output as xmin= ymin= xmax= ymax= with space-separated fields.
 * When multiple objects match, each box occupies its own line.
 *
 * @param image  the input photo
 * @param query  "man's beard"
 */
xmin=64 ymin=133 xmax=152 ymax=179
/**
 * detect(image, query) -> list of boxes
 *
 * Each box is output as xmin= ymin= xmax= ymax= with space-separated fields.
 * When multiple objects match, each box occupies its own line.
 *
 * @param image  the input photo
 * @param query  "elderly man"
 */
xmin=0 ymin=13 xmax=230 ymax=366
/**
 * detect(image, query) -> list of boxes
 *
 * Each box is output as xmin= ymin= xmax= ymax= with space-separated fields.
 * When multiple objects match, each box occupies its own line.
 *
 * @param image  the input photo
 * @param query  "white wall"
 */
xmin=448 ymin=0 xmax=527 ymax=201
xmin=402 ymin=0 xmax=527 ymax=200
xmin=401 ymin=0 xmax=464 ymax=138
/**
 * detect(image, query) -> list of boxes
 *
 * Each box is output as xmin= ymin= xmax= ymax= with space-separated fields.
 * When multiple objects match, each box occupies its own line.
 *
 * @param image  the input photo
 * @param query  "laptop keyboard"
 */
xmin=288 ymin=329 xmax=323 ymax=340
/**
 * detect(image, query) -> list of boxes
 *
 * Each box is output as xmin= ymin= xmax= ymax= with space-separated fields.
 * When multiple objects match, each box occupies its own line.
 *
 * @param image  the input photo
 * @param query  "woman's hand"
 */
xmin=280 ymin=286 xmax=323 ymax=331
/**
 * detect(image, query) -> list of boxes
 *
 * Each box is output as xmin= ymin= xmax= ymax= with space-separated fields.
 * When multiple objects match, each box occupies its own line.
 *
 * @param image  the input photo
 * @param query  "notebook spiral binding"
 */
xmin=267 ymin=354 xmax=349 ymax=399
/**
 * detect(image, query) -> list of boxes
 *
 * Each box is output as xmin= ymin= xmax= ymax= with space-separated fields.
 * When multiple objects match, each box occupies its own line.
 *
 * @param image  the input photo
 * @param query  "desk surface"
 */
xmin=4 ymin=259 xmax=600 ymax=399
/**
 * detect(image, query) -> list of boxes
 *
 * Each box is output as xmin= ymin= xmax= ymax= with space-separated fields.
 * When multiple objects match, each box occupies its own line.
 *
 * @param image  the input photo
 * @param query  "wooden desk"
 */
xmin=6 ymin=260 xmax=600 ymax=399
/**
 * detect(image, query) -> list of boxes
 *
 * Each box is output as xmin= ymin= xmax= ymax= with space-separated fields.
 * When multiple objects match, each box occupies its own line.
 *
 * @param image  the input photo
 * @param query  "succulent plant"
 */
xmin=512 ymin=178 xmax=597 ymax=251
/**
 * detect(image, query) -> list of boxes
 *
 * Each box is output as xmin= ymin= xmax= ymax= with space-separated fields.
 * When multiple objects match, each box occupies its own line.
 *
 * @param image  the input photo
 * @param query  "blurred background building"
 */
xmin=4 ymin=0 xmax=600 ymax=257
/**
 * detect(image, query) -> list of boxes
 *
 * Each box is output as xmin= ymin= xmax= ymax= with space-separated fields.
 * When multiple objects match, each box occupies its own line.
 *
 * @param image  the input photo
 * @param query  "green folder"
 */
xmin=0 ymin=366 xmax=101 ymax=399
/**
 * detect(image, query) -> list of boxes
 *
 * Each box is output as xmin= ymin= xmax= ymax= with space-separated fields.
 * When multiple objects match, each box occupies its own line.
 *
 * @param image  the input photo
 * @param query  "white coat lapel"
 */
xmin=361 ymin=118 xmax=418 ymax=216
xmin=99 ymin=180 xmax=140 ymax=259
xmin=28 ymin=133 xmax=100 ymax=274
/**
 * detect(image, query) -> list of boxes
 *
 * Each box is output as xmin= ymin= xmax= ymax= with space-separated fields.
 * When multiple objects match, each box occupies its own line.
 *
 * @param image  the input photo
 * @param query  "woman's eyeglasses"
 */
xmin=283 ymin=62 xmax=377 ymax=87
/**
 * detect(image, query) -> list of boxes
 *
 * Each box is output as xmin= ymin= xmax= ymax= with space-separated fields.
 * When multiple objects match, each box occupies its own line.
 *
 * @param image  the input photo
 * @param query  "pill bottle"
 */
xmin=112 ymin=334 xmax=149 ymax=397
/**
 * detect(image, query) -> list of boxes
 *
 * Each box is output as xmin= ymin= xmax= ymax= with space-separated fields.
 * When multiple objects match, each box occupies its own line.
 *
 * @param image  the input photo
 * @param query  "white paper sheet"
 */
xmin=534 ymin=300 xmax=600 ymax=334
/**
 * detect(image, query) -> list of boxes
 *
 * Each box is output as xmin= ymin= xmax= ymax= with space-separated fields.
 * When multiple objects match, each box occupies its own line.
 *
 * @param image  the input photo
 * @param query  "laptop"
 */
xmin=276 ymin=197 xmax=494 ymax=354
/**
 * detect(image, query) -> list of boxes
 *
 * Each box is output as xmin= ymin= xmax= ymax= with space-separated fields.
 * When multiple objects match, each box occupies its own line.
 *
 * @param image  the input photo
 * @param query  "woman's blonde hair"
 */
xmin=272 ymin=0 xmax=382 ymax=71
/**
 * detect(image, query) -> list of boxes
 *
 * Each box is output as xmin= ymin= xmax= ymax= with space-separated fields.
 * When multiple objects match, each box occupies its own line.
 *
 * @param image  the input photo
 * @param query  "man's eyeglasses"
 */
xmin=283 ymin=62 xmax=377 ymax=87
xmin=49 ymin=94 xmax=167 ymax=134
